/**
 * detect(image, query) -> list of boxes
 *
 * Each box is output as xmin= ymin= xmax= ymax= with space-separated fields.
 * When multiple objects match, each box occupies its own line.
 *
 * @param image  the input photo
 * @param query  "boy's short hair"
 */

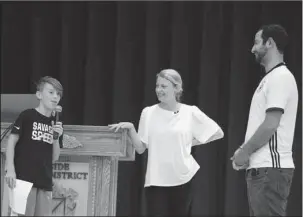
xmin=36 ymin=76 xmax=63 ymax=98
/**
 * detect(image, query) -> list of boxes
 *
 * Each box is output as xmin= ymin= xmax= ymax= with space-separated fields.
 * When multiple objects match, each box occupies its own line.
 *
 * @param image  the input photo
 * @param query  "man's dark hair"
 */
xmin=259 ymin=24 xmax=288 ymax=54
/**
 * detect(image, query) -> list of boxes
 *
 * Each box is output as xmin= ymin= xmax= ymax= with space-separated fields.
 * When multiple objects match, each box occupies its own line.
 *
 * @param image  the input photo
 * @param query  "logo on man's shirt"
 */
xmin=31 ymin=122 xmax=53 ymax=144
xmin=257 ymin=79 xmax=266 ymax=93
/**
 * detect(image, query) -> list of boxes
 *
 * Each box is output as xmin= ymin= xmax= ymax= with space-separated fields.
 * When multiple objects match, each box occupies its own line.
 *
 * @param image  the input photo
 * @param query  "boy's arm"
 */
xmin=5 ymin=134 xmax=19 ymax=188
xmin=52 ymin=121 xmax=63 ymax=162
xmin=52 ymin=139 xmax=61 ymax=162
xmin=5 ymin=134 xmax=19 ymax=172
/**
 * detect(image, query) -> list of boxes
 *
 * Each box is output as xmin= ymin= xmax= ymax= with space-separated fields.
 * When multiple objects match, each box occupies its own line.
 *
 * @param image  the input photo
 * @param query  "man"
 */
xmin=231 ymin=24 xmax=298 ymax=216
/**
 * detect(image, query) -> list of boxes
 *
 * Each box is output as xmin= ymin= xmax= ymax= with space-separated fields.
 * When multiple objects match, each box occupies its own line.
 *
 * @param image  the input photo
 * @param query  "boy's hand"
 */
xmin=5 ymin=170 xmax=16 ymax=189
xmin=52 ymin=121 xmax=63 ymax=139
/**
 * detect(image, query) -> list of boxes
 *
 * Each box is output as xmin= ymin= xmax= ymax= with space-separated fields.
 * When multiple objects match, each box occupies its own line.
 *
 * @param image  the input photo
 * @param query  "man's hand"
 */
xmin=5 ymin=170 xmax=16 ymax=189
xmin=232 ymin=148 xmax=249 ymax=169
xmin=231 ymin=147 xmax=249 ymax=171
xmin=232 ymin=159 xmax=249 ymax=170
xmin=231 ymin=147 xmax=241 ymax=159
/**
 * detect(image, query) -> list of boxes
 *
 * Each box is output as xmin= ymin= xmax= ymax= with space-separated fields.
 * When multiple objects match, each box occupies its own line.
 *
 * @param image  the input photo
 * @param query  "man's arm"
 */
xmin=241 ymin=110 xmax=283 ymax=156
xmin=232 ymin=110 xmax=283 ymax=167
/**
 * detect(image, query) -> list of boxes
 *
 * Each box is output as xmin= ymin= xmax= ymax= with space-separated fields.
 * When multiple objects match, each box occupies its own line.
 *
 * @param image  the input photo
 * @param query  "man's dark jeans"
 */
xmin=246 ymin=167 xmax=294 ymax=216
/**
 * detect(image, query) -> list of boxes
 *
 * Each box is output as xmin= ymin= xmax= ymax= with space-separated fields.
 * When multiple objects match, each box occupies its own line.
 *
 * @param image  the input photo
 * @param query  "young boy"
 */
xmin=5 ymin=76 xmax=64 ymax=216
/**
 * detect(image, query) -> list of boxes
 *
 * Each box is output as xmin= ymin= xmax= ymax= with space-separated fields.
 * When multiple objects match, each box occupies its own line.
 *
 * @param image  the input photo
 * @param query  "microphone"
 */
xmin=53 ymin=105 xmax=62 ymax=140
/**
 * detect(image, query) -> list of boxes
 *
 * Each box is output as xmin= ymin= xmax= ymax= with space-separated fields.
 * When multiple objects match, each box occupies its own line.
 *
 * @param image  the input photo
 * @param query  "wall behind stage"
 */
xmin=0 ymin=1 xmax=301 ymax=216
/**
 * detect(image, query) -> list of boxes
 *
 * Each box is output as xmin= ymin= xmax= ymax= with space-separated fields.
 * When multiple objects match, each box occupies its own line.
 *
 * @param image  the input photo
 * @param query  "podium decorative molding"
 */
xmin=52 ymin=181 xmax=79 ymax=216
xmin=62 ymin=134 xmax=83 ymax=149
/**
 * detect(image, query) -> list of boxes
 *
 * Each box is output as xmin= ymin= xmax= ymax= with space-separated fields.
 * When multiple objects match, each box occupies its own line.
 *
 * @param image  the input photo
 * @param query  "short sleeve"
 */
xmin=191 ymin=106 xmax=224 ymax=144
xmin=10 ymin=111 xmax=26 ymax=135
xmin=265 ymin=71 xmax=293 ymax=113
xmin=137 ymin=107 xmax=149 ymax=147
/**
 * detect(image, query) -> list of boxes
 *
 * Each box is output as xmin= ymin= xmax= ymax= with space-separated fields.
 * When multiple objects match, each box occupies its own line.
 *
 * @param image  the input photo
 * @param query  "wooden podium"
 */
xmin=0 ymin=95 xmax=135 ymax=216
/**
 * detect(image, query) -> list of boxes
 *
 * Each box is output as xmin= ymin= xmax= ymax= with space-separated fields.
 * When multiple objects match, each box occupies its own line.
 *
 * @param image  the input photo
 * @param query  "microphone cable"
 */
xmin=0 ymin=122 xmax=15 ymax=143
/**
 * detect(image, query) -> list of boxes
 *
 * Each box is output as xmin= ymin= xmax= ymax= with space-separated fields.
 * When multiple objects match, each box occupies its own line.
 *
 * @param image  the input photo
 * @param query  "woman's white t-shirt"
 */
xmin=138 ymin=103 xmax=223 ymax=187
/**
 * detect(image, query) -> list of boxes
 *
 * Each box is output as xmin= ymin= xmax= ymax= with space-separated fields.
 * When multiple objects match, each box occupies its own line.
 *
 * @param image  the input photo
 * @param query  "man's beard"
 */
xmin=255 ymin=49 xmax=267 ymax=63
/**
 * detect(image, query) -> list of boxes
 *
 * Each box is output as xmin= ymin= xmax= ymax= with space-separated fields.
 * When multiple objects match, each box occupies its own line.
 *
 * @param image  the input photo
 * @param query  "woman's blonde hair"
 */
xmin=157 ymin=69 xmax=183 ymax=102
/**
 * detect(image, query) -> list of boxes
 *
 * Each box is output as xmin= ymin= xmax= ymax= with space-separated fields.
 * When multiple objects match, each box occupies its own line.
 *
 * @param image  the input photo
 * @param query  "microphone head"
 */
xmin=55 ymin=105 xmax=62 ymax=113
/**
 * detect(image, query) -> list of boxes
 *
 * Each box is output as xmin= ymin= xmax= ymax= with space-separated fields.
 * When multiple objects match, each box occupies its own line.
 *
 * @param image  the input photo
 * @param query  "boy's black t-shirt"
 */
xmin=10 ymin=108 xmax=62 ymax=191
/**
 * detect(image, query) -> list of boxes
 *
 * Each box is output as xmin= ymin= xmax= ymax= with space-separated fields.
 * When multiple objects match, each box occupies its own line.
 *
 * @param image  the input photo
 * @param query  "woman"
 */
xmin=109 ymin=69 xmax=224 ymax=216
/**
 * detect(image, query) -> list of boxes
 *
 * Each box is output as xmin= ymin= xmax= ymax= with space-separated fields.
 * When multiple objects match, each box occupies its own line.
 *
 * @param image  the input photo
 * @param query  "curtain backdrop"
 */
xmin=0 ymin=1 xmax=301 ymax=216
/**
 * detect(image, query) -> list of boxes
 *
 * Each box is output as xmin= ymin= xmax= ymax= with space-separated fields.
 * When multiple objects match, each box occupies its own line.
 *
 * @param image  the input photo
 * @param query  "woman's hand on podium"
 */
xmin=109 ymin=122 xmax=146 ymax=154
xmin=108 ymin=122 xmax=134 ymax=132
xmin=5 ymin=169 xmax=16 ymax=189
